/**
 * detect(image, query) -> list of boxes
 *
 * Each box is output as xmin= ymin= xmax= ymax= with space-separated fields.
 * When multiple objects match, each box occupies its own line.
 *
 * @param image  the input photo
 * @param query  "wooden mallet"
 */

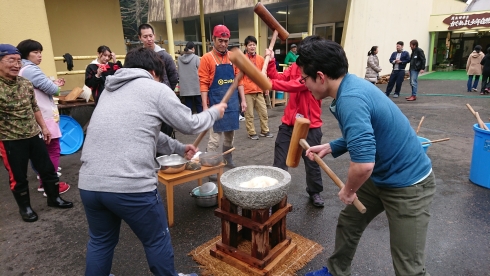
xmin=254 ymin=2 xmax=289 ymax=70
xmin=286 ymin=118 xmax=367 ymax=214
xmin=192 ymin=48 xmax=272 ymax=147
xmin=416 ymin=116 xmax=425 ymax=135
xmin=466 ymin=103 xmax=489 ymax=130
xmin=421 ymin=138 xmax=450 ymax=145
xmin=254 ymin=2 xmax=290 ymax=107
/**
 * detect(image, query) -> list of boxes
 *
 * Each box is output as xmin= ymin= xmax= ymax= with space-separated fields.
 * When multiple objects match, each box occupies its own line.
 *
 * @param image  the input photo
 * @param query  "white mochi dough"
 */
xmin=239 ymin=176 xmax=278 ymax=188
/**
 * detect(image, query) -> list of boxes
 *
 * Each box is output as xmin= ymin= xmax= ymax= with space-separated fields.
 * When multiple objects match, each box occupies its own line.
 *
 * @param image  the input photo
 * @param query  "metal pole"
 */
xmin=254 ymin=0 xmax=259 ymax=52
xmin=308 ymin=0 xmax=314 ymax=35
xmin=164 ymin=0 xmax=175 ymax=59
xmin=429 ymin=32 xmax=436 ymax=72
xmin=199 ymin=0 xmax=207 ymax=55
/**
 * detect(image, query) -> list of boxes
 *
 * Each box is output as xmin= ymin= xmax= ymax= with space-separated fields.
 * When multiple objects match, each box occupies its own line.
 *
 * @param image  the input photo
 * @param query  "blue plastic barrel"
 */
xmin=276 ymin=91 xmax=284 ymax=99
xmin=59 ymin=115 xmax=84 ymax=155
xmin=417 ymin=136 xmax=431 ymax=153
xmin=469 ymin=123 xmax=490 ymax=189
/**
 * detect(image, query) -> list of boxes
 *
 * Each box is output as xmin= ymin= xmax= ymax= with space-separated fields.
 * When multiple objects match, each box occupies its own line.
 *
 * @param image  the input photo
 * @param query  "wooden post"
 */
xmin=271 ymin=197 xmax=287 ymax=247
xmin=221 ymin=197 xmax=238 ymax=248
xmin=163 ymin=0 xmax=175 ymax=58
xmin=251 ymin=209 xmax=270 ymax=260
xmin=241 ymin=209 xmax=252 ymax=241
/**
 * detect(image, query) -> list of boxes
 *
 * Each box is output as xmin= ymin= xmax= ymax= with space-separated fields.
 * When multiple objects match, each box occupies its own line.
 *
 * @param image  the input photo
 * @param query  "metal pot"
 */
xmin=199 ymin=152 xmax=224 ymax=167
xmin=190 ymin=187 xmax=218 ymax=207
xmin=156 ymin=154 xmax=187 ymax=174
xmin=199 ymin=147 xmax=235 ymax=167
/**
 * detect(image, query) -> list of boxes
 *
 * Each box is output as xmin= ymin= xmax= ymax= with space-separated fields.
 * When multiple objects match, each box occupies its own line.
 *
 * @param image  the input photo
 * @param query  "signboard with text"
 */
xmin=443 ymin=13 xmax=490 ymax=30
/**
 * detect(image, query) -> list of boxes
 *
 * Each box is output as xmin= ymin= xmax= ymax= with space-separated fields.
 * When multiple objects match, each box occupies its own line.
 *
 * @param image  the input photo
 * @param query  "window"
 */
xmin=266 ymin=6 xmax=287 ymax=37
xmin=224 ymin=14 xmax=239 ymax=40
xmin=184 ymin=14 xmax=240 ymax=54
xmin=314 ymin=23 xmax=335 ymax=41
xmin=287 ymin=3 xmax=308 ymax=34
xmin=184 ymin=19 xmax=200 ymax=42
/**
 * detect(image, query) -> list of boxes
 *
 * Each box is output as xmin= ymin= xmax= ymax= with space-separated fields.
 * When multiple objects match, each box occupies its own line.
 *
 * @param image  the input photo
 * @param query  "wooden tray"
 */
xmin=57 ymin=96 xmax=86 ymax=104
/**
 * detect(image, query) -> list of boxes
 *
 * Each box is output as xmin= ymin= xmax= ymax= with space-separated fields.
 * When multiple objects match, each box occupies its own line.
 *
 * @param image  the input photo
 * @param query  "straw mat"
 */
xmin=189 ymin=230 xmax=323 ymax=276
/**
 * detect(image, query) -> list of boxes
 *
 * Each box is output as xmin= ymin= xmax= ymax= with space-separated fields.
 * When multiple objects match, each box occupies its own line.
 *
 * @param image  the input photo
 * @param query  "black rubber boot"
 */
xmin=223 ymin=146 xmax=236 ymax=168
xmin=12 ymin=191 xmax=38 ymax=222
xmin=43 ymin=182 xmax=73 ymax=208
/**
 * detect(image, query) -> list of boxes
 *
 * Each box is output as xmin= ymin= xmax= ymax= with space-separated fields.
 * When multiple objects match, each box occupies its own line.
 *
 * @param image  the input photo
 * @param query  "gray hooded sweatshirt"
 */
xmin=177 ymin=52 xmax=200 ymax=97
xmin=21 ymin=59 xmax=59 ymax=95
xmin=79 ymin=68 xmax=220 ymax=193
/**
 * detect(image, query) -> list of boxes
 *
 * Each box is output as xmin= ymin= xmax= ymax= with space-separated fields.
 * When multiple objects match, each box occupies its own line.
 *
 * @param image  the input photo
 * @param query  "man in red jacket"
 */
xmin=265 ymin=48 xmax=325 ymax=207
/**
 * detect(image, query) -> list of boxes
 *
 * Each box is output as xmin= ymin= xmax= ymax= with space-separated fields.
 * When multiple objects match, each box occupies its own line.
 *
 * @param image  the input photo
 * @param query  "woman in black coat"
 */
xmin=480 ymin=47 xmax=490 ymax=95
xmin=85 ymin=45 xmax=123 ymax=104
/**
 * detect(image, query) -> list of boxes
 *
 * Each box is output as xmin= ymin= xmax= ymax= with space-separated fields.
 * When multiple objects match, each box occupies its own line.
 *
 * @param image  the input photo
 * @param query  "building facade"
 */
xmin=0 ymin=0 xmax=126 ymax=90
xmin=429 ymin=0 xmax=490 ymax=71
xmin=148 ymin=0 xmax=473 ymax=78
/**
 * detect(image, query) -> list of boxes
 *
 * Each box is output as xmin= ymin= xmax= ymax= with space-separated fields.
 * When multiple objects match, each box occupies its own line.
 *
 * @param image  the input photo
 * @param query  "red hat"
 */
xmin=213 ymin=25 xmax=230 ymax=38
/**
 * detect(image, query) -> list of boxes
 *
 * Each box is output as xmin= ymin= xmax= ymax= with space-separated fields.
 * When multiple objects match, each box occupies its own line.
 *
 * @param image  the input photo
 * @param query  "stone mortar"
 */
xmin=220 ymin=165 xmax=291 ymax=209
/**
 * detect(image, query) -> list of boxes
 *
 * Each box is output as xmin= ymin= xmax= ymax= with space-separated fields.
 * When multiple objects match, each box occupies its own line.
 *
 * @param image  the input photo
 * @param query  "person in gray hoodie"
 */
xmin=178 ymin=41 xmax=202 ymax=113
xmin=78 ymin=47 xmax=226 ymax=276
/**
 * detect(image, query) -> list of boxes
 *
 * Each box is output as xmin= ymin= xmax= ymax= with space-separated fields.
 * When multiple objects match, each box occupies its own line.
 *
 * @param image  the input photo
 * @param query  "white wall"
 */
xmin=343 ymin=0 xmax=434 ymax=78
xmin=432 ymin=0 xmax=467 ymax=15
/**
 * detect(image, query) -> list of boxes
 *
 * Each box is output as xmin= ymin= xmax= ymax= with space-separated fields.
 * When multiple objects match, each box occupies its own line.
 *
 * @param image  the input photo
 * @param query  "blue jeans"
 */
xmin=467 ymin=75 xmax=480 ymax=91
xmin=80 ymin=189 xmax=177 ymax=276
xmin=385 ymin=70 xmax=405 ymax=96
xmin=409 ymin=70 xmax=420 ymax=96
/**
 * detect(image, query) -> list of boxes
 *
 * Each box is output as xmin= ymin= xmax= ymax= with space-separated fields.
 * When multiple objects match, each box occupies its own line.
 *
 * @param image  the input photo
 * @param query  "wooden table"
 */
xmin=270 ymin=90 xmax=289 ymax=108
xmin=57 ymin=101 xmax=95 ymax=109
xmin=157 ymin=163 xmax=226 ymax=227
xmin=57 ymin=101 xmax=95 ymax=133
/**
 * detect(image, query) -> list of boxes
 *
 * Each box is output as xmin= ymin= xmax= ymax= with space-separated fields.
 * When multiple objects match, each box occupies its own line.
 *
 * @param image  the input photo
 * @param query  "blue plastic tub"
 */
xmin=276 ymin=91 xmax=284 ymax=99
xmin=417 ymin=136 xmax=431 ymax=153
xmin=469 ymin=123 xmax=490 ymax=189
xmin=59 ymin=115 xmax=84 ymax=155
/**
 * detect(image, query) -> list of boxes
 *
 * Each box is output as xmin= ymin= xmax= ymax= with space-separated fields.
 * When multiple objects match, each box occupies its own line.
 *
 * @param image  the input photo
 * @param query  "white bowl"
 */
xmin=199 ymin=182 xmax=217 ymax=195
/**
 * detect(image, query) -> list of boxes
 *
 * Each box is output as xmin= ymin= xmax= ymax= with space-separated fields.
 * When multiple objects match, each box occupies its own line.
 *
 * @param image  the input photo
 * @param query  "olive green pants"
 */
xmin=244 ymin=92 xmax=269 ymax=136
xmin=327 ymin=172 xmax=436 ymax=276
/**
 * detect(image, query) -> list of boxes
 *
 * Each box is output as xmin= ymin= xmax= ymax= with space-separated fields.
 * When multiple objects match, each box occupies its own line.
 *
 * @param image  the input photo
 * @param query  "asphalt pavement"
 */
xmin=1 ymin=78 xmax=489 ymax=276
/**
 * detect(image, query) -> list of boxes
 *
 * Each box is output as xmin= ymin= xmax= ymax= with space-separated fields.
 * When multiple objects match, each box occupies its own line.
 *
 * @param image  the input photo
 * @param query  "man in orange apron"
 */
xmin=199 ymin=25 xmax=246 ymax=174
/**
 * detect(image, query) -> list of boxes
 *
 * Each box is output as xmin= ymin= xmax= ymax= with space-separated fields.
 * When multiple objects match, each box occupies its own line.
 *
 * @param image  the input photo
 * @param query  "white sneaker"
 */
xmin=239 ymin=115 xmax=245 ymax=121
xmin=58 ymin=167 xmax=62 ymax=172
xmin=37 ymin=171 xmax=61 ymax=179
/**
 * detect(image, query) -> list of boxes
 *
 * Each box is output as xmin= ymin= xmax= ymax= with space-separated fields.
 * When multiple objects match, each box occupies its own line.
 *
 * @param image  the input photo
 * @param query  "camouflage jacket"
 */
xmin=0 ymin=76 xmax=40 ymax=141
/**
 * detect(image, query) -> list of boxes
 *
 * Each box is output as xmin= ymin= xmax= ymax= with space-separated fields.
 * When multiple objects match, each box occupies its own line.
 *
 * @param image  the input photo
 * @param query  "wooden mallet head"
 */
xmin=254 ymin=2 xmax=290 ymax=41
xmin=286 ymin=118 xmax=311 ymax=168
xmin=229 ymin=48 xmax=272 ymax=91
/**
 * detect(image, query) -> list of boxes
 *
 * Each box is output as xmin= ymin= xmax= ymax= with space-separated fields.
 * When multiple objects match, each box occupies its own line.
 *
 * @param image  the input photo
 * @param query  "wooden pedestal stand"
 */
xmin=210 ymin=196 xmax=296 ymax=276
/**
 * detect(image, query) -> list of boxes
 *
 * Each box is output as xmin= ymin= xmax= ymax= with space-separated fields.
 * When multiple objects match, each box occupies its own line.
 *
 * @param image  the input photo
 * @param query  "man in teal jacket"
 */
xmin=298 ymin=36 xmax=436 ymax=276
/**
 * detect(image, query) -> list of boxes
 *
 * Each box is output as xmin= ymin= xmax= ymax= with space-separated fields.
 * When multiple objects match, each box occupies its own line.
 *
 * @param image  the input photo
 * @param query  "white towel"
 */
xmin=80 ymin=85 xmax=92 ymax=102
